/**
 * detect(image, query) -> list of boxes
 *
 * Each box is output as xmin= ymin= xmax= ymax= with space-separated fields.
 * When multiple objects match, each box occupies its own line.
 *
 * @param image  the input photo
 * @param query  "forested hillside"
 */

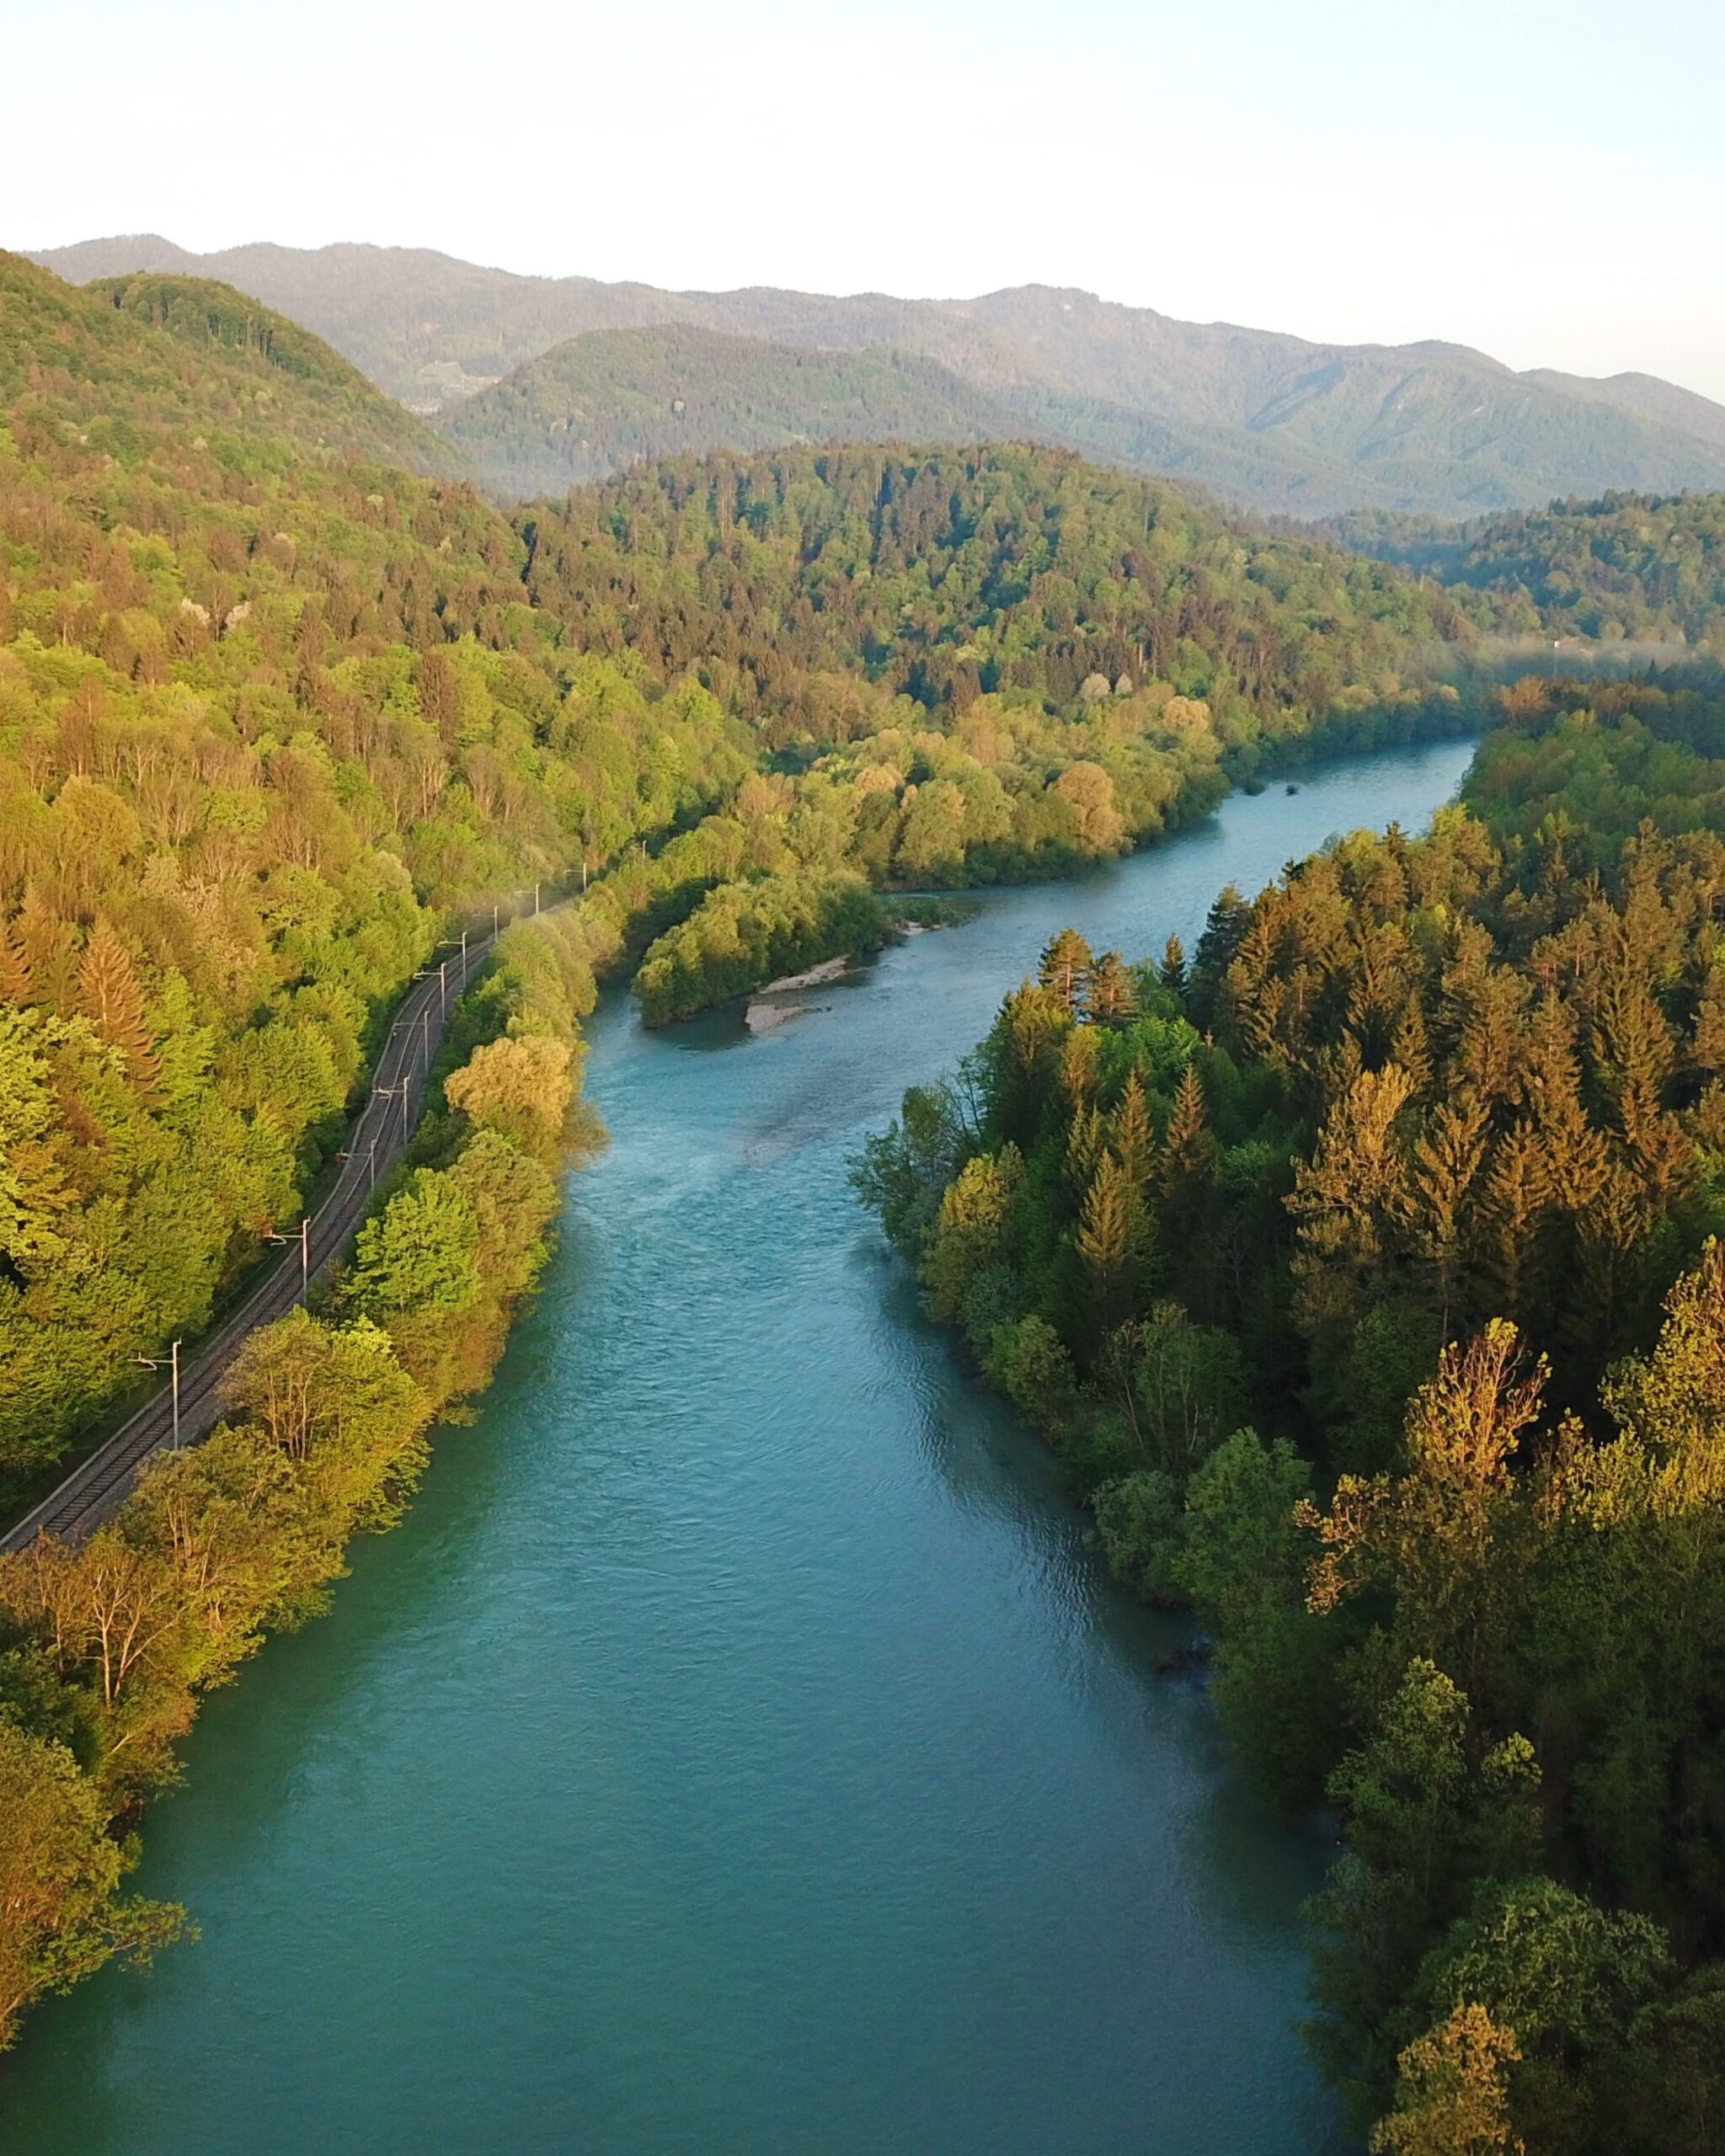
xmin=0 ymin=257 xmax=1523 ymax=1500
xmin=30 ymin=237 xmax=1725 ymax=517
xmin=860 ymin=683 xmax=1725 ymax=2152
xmin=1466 ymin=675 xmax=1725 ymax=862
xmin=0 ymin=259 xmax=451 ymax=475
xmin=436 ymin=326 xmax=1015 ymax=497
xmin=13 ymin=240 xmax=1725 ymax=2105
xmin=0 ymin=251 xmax=761 ymax=1497
xmin=1331 ymin=490 xmax=1725 ymax=651
xmin=521 ymin=443 xmax=1496 ymax=756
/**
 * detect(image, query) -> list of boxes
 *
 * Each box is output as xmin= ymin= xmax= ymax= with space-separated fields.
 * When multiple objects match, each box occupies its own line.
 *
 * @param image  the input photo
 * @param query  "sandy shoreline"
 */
xmin=754 ymin=954 xmax=852 ymax=996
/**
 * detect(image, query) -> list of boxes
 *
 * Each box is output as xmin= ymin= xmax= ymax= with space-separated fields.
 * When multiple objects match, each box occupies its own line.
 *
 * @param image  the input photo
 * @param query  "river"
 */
xmin=0 ymin=738 xmax=1474 ymax=2155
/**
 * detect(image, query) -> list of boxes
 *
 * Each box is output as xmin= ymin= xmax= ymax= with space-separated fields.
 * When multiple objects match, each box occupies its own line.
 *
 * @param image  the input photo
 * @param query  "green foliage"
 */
xmin=860 ymin=694 xmax=1725 ymax=2147
xmin=522 ymin=443 xmax=1494 ymax=773
xmin=351 ymin=1170 xmax=482 ymax=1315
xmin=1175 ymin=1431 xmax=1337 ymax=1800
xmin=0 ymin=887 xmax=590 ymax=2052
xmin=1466 ymin=674 xmax=1725 ymax=866
xmin=633 ymin=871 xmax=890 ymax=1027
xmin=438 ymin=324 xmax=1017 ymax=499
xmin=1092 ymin=1468 xmax=1183 ymax=1603
xmin=0 ymin=1721 xmax=183 ymax=2048
xmin=0 ymin=257 xmax=755 ymax=1493
xmin=1336 ymin=490 xmax=1725 ymax=651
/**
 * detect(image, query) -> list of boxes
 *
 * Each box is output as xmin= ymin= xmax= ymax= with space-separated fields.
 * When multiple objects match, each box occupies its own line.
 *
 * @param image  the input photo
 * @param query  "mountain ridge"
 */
xmin=26 ymin=235 xmax=1725 ymax=517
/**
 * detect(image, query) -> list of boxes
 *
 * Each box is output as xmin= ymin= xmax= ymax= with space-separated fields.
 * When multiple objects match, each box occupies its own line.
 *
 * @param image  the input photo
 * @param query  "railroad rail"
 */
xmin=1 ymin=927 xmax=502 ymax=1553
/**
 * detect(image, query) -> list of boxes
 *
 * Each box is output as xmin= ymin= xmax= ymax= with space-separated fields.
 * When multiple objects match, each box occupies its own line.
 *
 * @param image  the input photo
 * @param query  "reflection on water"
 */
xmin=0 ymin=739 xmax=1471 ymax=2156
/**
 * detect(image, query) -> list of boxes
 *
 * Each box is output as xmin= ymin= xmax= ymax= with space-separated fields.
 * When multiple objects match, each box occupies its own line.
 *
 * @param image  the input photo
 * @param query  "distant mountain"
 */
xmin=435 ymin=325 xmax=1017 ymax=495
xmin=0 ymin=254 xmax=452 ymax=475
xmin=1522 ymin=369 xmax=1725 ymax=456
xmin=29 ymin=236 xmax=1725 ymax=518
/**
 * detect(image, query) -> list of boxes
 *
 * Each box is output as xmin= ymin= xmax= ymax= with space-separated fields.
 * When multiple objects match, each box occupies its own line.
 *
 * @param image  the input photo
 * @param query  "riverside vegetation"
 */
xmin=857 ymin=675 xmax=1725 ymax=2153
xmin=7 ymin=245 xmax=1725 ymax=2096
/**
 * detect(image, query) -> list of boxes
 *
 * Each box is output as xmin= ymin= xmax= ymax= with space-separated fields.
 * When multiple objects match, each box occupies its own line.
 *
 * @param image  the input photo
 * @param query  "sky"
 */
xmin=10 ymin=0 xmax=1725 ymax=398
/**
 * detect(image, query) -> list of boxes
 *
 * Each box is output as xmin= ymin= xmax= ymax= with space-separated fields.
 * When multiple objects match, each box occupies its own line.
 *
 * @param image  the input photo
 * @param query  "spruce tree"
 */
xmin=1112 ymin=1068 xmax=1156 ymax=1198
xmin=1076 ymin=1150 xmax=1134 ymax=1281
xmin=1038 ymin=927 xmax=1093 ymax=1018
xmin=18 ymin=890 xmax=78 ymax=1017
xmin=0 ymin=914 xmax=31 ymax=1006
xmin=1160 ymin=932 xmax=1187 ymax=995
xmin=1086 ymin=950 xmax=1138 ymax=1026
xmin=77 ymin=917 xmax=159 ymax=1092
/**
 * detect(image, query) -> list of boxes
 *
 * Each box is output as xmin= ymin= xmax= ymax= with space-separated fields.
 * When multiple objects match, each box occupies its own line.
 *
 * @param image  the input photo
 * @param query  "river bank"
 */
xmin=0 ymin=738 xmax=1475 ymax=2154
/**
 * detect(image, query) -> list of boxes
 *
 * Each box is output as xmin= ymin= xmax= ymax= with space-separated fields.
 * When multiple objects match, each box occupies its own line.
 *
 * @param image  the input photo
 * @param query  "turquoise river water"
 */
xmin=0 ymin=738 xmax=1475 ymax=2155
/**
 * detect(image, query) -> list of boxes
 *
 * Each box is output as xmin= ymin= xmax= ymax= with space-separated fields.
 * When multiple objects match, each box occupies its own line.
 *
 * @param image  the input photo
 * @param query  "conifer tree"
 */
xmin=1086 ymin=950 xmax=1137 ymax=1026
xmin=1065 ymin=1103 xmax=1106 ymax=1193
xmin=1111 ymin=1069 xmax=1156 ymax=1201
xmin=1160 ymin=932 xmax=1187 ymax=995
xmin=0 ymin=915 xmax=31 ymax=1006
xmin=1401 ymin=1091 xmax=1488 ymax=1329
xmin=77 ymin=917 xmax=159 ymax=1092
xmin=1158 ymin=1061 xmax=1215 ymax=1207
xmin=1076 ymin=1149 xmax=1135 ymax=1293
xmin=1390 ymin=1001 xmax=1434 ymax=1095
xmin=1479 ymin=1123 xmax=1550 ymax=1326
xmin=1038 ymin=927 xmax=1093 ymax=1018
xmin=17 ymin=891 xmax=78 ymax=1018
xmin=1188 ymin=886 xmax=1249 ymax=1026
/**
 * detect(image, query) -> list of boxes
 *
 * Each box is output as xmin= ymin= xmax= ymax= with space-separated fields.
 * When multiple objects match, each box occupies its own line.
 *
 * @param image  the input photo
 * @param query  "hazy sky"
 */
xmin=12 ymin=0 xmax=1724 ymax=397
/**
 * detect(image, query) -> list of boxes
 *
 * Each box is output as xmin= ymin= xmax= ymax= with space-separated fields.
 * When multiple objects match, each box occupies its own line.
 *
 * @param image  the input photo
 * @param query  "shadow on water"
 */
xmin=862 ymin=1227 xmax=1346 ymax=1967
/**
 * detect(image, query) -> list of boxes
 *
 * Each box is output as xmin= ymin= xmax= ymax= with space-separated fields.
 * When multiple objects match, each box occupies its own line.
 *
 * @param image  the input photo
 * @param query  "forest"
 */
xmin=1330 ymin=491 xmax=1725 ymax=653
xmin=857 ymin=677 xmax=1725 ymax=2152
xmin=435 ymin=324 xmax=1015 ymax=499
xmin=10 ymin=239 xmax=1725 ymax=2102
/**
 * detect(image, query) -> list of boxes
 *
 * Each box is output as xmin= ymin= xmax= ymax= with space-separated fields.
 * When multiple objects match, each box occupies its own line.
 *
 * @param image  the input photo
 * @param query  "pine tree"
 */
xmin=0 ymin=914 xmax=31 ymax=1006
xmin=1077 ymin=1150 xmax=1135 ymax=1284
xmin=1060 ymin=1024 xmax=1102 ymax=1107
xmin=77 ymin=917 xmax=159 ymax=1092
xmin=1112 ymin=1069 xmax=1156 ymax=1198
xmin=1158 ymin=1062 xmax=1215 ymax=1204
xmin=1160 ymin=932 xmax=1187 ymax=995
xmin=17 ymin=890 xmax=78 ymax=1017
xmin=1401 ymin=1090 xmax=1488 ymax=1329
xmin=1086 ymin=950 xmax=1138 ymax=1026
xmin=1390 ymin=1000 xmax=1434 ymax=1096
xmin=1188 ymin=886 xmax=1250 ymax=1026
xmin=1480 ymin=1123 xmax=1551 ymax=1324
xmin=1038 ymin=927 xmax=1093 ymax=1018
xmin=1065 ymin=1103 xmax=1106 ymax=1193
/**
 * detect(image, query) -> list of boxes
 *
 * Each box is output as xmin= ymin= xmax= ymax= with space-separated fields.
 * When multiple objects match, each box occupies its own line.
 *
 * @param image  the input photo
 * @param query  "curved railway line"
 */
xmin=1 ymin=927 xmax=503 ymax=1554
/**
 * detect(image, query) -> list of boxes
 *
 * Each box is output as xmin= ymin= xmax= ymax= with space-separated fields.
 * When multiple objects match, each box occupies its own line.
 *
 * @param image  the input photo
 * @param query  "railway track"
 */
xmin=1 ymin=929 xmax=500 ymax=1554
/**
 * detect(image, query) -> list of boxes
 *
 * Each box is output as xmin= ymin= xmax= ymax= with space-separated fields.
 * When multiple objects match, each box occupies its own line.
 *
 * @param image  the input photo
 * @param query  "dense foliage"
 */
xmin=521 ymin=443 xmax=1496 ymax=764
xmin=1464 ymin=675 xmax=1725 ymax=867
xmin=0 ymin=253 xmax=765 ymax=1492
xmin=1332 ymin=490 xmax=1725 ymax=652
xmin=17 ymin=243 xmax=1725 ymax=2082
xmin=633 ymin=872 xmax=889 ymax=1027
xmin=859 ymin=689 xmax=1725 ymax=2150
xmin=0 ymin=901 xmax=591 ymax=2050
